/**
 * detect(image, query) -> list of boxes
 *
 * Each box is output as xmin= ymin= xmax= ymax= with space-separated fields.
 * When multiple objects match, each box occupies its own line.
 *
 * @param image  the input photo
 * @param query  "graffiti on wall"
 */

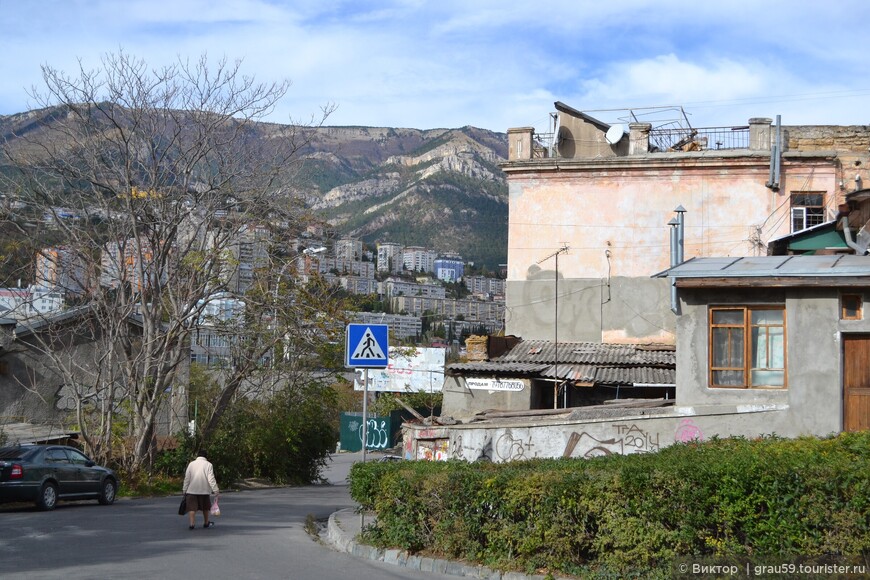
xmin=563 ymin=423 xmax=661 ymax=459
xmin=417 ymin=438 xmax=449 ymax=461
xmin=450 ymin=430 xmax=536 ymax=462
xmin=358 ymin=418 xmax=390 ymax=450
xmin=674 ymin=418 xmax=704 ymax=443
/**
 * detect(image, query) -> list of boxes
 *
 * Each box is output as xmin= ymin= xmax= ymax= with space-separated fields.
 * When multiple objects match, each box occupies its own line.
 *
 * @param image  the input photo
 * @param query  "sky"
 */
xmin=2 ymin=0 xmax=870 ymax=134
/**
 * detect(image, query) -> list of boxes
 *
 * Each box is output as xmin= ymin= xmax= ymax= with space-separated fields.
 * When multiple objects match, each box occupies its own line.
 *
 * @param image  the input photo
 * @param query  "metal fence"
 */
xmin=649 ymin=125 xmax=750 ymax=152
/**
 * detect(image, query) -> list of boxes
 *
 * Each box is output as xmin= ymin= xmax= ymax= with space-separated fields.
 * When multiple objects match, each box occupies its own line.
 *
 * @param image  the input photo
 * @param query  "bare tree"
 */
xmin=0 ymin=52 xmax=341 ymax=471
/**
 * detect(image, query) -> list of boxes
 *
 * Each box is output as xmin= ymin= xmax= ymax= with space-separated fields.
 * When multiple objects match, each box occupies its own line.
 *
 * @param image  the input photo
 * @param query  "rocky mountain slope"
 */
xmin=1 ymin=108 xmax=510 ymax=269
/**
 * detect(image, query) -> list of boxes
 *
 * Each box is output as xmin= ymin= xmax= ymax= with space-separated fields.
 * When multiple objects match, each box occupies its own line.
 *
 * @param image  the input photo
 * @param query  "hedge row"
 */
xmin=349 ymin=432 xmax=869 ymax=577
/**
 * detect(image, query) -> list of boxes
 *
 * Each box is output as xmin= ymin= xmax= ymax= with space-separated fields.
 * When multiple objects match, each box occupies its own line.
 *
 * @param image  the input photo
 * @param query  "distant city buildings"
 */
xmin=376 ymin=242 xmax=403 ymax=274
xmin=350 ymin=311 xmax=422 ymax=341
xmin=434 ymin=256 xmax=464 ymax=282
xmin=401 ymin=246 xmax=438 ymax=273
xmin=22 ymin=231 xmax=504 ymax=356
xmin=35 ymin=246 xmax=91 ymax=295
xmin=0 ymin=286 xmax=64 ymax=320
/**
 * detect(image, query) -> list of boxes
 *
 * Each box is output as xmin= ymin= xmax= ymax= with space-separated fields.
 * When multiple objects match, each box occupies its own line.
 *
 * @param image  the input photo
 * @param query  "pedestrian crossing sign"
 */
xmin=345 ymin=323 xmax=389 ymax=368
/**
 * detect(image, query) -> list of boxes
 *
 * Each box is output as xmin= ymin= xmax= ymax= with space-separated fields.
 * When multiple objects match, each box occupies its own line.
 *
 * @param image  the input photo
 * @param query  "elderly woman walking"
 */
xmin=183 ymin=449 xmax=220 ymax=529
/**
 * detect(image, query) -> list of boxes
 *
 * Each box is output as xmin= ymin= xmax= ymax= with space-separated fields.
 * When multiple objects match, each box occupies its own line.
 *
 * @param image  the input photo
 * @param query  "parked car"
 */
xmin=0 ymin=444 xmax=119 ymax=510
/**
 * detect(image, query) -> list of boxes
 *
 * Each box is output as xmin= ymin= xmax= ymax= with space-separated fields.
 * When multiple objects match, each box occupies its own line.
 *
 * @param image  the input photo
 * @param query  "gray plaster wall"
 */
xmin=677 ymin=287 xmax=851 ymax=436
xmin=505 ymin=276 xmax=675 ymax=344
xmin=441 ymin=376 xmax=532 ymax=421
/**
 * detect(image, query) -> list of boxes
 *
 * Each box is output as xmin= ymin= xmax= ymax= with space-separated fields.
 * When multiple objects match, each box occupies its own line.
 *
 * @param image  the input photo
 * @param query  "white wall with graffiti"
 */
xmin=402 ymin=405 xmax=794 ymax=462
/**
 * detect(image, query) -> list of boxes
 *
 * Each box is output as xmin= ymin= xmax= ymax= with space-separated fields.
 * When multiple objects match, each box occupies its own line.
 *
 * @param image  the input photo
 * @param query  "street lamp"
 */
xmin=538 ymin=244 xmax=569 ymax=409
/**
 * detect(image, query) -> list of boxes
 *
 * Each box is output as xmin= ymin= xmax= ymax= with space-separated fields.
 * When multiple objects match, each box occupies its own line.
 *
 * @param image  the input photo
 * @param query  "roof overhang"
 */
xmin=654 ymin=255 xmax=870 ymax=288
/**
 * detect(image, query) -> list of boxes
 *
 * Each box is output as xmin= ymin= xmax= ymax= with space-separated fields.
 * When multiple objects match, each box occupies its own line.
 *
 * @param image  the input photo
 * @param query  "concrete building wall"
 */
xmin=675 ymin=286 xmax=870 ymax=436
xmin=507 ymin=276 xmax=674 ymax=344
xmin=403 ymin=407 xmax=797 ymax=462
xmin=503 ymin=154 xmax=839 ymax=343
xmin=441 ymin=376 xmax=533 ymax=421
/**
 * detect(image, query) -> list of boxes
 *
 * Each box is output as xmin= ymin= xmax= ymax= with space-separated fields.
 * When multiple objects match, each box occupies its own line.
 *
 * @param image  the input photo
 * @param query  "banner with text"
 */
xmin=354 ymin=347 xmax=445 ymax=393
xmin=465 ymin=377 xmax=526 ymax=392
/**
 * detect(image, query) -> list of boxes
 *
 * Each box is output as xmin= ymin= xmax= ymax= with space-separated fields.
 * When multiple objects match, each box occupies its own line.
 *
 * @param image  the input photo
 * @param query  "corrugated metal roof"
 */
xmin=540 ymin=364 xmax=675 ymax=385
xmin=447 ymin=339 xmax=675 ymax=387
xmin=0 ymin=423 xmax=78 ymax=445
xmin=653 ymin=255 xmax=870 ymax=279
xmin=492 ymin=339 xmax=675 ymax=366
xmin=447 ymin=362 xmax=548 ymax=374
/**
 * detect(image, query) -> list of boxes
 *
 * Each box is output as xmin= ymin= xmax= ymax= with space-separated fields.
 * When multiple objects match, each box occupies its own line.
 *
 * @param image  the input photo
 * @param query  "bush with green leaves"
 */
xmin=155 ymin=380 xmax=339 ymax=488
xmin=350 ymin=432 xmax=870 ymax=577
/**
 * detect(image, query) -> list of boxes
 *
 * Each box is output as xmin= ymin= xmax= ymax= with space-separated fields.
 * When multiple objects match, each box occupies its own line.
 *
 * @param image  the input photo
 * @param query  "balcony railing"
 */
xmin=649 ymin=125 xmax=749 ymax=152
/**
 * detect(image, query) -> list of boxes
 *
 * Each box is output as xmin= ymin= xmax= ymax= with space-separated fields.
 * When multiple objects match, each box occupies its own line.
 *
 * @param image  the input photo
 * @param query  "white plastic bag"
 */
xmin=210 ymin=496 xmax=221 ymax=517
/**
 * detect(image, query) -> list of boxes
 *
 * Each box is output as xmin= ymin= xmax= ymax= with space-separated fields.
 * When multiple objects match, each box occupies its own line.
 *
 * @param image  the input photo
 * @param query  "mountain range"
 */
xmin=0 ymin=108 xmax=510 ymax=270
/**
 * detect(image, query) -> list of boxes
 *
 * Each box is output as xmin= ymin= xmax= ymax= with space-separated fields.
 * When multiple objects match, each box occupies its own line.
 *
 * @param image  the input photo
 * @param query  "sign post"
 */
xmin=345 ymin=323 xmax=389 ymax=528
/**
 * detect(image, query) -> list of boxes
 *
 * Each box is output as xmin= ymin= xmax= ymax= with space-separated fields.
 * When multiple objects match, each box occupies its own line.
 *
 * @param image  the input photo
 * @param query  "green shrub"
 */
xmin=350 ymin=432 xmax=870 ymax=577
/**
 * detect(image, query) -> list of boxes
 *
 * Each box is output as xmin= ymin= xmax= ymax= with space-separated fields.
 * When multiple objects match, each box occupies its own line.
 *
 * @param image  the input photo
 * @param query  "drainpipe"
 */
xmin=668 ymin=217 xmax=679 ymax=314
xmin=675 ymin=205 xmax=686 ymax=264
xmin=840 ymin=216 xmax=868 ymax=255
xmin=668 ymin=206 xmax=686 ymax=314
xmin=772 ymin=115 xmax=782 ymax=190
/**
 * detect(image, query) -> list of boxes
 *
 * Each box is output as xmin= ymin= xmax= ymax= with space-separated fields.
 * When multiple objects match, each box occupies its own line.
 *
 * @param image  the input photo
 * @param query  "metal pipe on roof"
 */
xmin=773 ymin=115 xmax=782 ymax=190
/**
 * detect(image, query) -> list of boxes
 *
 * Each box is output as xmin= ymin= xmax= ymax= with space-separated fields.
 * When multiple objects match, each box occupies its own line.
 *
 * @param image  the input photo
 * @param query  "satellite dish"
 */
xmin=605 ymin=124 xmax=626 ymax=145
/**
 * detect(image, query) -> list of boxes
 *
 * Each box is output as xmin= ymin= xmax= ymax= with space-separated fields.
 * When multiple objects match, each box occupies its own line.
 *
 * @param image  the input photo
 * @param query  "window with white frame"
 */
xmin=790 ymin=192 xmax=825 ymax=232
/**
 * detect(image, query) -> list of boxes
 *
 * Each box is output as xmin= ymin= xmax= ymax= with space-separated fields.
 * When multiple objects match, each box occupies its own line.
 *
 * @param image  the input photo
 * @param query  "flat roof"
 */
xmin=655 ymin=255 xmax=870 ymax=278
xmin=653 ymin=255 xmax=870 ymax=287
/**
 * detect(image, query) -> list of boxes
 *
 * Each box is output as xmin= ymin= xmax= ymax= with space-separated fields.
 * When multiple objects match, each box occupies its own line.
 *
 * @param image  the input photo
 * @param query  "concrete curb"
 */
xmin=325 ymin=508 xmax=566 ymax=580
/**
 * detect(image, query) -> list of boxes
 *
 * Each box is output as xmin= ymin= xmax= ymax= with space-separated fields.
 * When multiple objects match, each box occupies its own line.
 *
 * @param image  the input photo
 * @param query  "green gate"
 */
xmin=339 ymin=412 xmax=398 ymax=452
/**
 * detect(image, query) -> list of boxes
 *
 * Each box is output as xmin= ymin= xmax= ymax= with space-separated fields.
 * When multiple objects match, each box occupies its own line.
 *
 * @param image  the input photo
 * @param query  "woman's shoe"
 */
xmin=205 ymin=521 xmax=215 ymax=528
xmin=189 ymin=525 xmax=195 ymax=530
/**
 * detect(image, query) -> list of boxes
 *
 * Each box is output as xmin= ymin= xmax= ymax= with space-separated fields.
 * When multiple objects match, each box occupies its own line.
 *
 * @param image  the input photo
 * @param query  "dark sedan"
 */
xmin=0 ymin=444 xmax=119 ymax=510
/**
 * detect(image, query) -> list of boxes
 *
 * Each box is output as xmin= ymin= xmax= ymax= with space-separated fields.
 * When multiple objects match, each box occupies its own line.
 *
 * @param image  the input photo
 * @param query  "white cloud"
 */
xmin=1 ymin=1 xmax=869 ymax=131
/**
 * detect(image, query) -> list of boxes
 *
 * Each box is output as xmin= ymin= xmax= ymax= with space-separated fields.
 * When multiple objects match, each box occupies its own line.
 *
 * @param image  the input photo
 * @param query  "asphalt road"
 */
xmin=0 ymin=453 xmax=451 ymax=580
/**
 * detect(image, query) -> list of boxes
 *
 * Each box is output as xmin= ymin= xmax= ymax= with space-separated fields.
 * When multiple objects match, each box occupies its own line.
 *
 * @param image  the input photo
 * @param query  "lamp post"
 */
xmin=538 ymin=245 xmax=569 ymax=409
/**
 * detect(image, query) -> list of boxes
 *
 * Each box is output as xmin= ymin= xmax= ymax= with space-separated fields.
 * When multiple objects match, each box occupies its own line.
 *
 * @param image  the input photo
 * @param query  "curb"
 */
xmin=325 ymin=508 xmax=563 ymax=580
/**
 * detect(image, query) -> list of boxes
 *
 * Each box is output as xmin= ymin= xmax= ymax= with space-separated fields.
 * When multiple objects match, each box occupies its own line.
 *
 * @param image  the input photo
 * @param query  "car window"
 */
xmin=66 ymin=449 xmax=91 ymax=465
xmin=45 ymin=448 xmax=71 ymax=464
xmin=0 ymin=447 xmax=28 ymax=460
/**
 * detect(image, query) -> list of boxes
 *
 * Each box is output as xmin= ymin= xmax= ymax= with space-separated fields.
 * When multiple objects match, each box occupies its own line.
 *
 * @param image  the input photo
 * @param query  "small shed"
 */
xmin=654 ymin=254 xmax=870 ymax=433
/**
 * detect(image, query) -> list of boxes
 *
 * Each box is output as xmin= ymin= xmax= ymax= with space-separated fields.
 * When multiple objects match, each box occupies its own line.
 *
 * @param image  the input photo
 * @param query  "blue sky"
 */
xmin=2 ymin=0 xmax=869 ymax=134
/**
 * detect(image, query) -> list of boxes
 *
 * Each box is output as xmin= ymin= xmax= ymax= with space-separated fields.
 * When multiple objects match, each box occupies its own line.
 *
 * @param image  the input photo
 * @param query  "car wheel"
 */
xmin=37 ymin=482 xmax=58 ymax=511
xmin=98 ymin=478 xmax=116 ymax=505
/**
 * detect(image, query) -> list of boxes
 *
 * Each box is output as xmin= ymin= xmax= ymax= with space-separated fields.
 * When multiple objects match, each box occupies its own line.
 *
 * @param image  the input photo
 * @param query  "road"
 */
xmin=0 ymin=453 xmax=451 ymax=580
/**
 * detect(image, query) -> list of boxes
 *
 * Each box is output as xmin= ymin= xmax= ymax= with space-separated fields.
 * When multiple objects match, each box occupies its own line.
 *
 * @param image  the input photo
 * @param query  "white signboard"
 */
xmin=465 ymin=378 xmax=525 ymax=392
xmin=354 ymin=347 xmax=445 ymax=393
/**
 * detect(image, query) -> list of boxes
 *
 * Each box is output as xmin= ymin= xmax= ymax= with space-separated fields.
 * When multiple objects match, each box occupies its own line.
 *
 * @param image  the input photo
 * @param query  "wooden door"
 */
xmin=843 ymin=335 xmax=870 ymax=431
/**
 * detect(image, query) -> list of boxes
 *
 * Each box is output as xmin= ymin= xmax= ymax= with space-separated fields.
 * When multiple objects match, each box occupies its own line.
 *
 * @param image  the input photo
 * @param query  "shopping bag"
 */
xmin=210 ymin=496 xmax=221 ymax=517
xmin=178 ymin=496 xmax=187 ymax=516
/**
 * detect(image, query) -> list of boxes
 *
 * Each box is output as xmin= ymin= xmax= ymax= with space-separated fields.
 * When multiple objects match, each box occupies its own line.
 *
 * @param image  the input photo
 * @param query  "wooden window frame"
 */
xmin=709 ymin=305 xmax=787 ymax=389
xmin=841 ymin=294 xmax=863 ymax=320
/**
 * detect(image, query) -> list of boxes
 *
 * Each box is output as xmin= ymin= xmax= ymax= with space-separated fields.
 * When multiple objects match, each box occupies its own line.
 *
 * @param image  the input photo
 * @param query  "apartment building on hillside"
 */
xmin=376 ymin=242 xmax=403 ymax=274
